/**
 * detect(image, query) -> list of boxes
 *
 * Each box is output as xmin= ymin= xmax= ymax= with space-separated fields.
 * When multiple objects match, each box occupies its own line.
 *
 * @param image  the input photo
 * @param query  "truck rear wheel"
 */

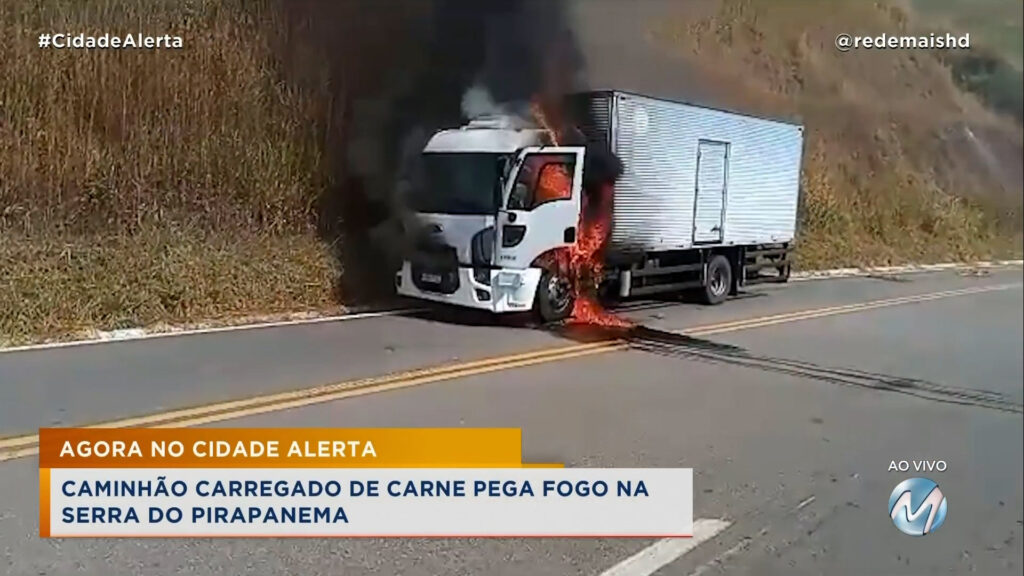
xmin=536 ymin=270 xmax=574 ymax=323
xmin=701 ymin=254 xmax=732 ymax=305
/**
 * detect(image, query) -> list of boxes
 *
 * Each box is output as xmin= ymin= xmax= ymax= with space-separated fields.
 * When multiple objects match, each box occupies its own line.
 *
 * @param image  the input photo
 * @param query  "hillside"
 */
xmin=580 ymin=0 xmax=1022 ymax=268
xmin=1 ymin=0 xmax=1021 ymax=344
xmin=907 ymin=0 xmax=1023 ymax=69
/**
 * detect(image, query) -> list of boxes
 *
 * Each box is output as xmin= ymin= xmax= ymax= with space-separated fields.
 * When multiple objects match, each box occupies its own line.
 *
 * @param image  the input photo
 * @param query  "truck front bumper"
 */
xmin=395 ymin=262 xmax=541 ymax=314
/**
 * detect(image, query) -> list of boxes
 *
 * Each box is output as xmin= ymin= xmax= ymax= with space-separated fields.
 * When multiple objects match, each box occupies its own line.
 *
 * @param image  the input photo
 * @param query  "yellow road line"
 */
xmin=0 ymin=342 xmax=615 ymax=450
xmin=687 ymin=284 xmax=1019 ymax=336
xmin=1 ymin=282 xmax=1018 ymax=461
xmin=0 ymin=345 xmax=622 ymax=462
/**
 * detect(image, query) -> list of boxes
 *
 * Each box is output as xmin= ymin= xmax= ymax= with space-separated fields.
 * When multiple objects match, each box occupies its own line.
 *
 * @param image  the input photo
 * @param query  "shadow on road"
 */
xmin=404 ymin=303 xmax=539 ymax=329
xmin=399 ymin=291 xmax=1021 ymax=415
xmin=402 ymin=290 xmax=768 ymax=329
xmin=549 ymin=322 xmax=1024 ymax=415
xmin=390 ymin=293 xmax=1022 ymax=414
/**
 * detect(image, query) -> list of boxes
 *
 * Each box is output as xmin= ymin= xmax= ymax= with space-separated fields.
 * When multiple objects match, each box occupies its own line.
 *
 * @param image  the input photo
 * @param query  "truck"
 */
xmin=395 ymin=90 xmax=805 ymax=322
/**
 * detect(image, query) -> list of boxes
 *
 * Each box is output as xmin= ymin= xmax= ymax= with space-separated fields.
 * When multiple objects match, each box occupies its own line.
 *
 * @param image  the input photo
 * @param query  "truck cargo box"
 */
xmin=569 ymin=91 xmax=805 ymax=256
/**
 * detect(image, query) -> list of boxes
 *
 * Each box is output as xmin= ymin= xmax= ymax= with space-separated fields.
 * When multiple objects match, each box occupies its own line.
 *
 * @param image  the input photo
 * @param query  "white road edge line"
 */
xmin=598 ymin=519 xmax=732 ymax=576
xmin=686 ymin=527 xmax=767 ymax=576
xmin=789 ymin=259 xmax=1022 ymax=282
xmin=0 ymin=308 xmax=421 ymax=354
xmin=2 ymin=259 xmax=1019 ymax=354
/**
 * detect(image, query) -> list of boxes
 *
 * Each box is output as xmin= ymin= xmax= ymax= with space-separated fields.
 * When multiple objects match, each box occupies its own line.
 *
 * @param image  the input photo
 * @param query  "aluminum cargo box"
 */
xmin=569 ymin=91 xmax=804 ymax=255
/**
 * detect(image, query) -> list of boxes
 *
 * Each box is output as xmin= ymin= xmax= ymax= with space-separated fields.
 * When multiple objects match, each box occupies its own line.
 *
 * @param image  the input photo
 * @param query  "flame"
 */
xmin=535 ymin=157 xmax=573 ymax=204
xmin=530 ymin=99 xmax=632 ymax=328
xmin=567 ymin=184 xmax=631 ymax=328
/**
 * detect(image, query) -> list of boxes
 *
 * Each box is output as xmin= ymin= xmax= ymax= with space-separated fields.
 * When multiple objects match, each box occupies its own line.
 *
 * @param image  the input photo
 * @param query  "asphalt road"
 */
xmin=1 ymin=268 xmax=1022 ymax=575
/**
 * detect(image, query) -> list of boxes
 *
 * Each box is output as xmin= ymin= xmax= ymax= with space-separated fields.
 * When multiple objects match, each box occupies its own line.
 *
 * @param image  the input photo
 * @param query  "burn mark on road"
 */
xmin=552 ymin=321 xmax=1024 ymax=414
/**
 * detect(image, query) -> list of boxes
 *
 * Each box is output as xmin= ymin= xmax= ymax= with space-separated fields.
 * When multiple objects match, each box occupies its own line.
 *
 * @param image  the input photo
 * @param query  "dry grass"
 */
xmin=1 ymin=229 xmax=336 ymax=345
xmin=0 ymin=0 xmax=337 ymax=344
xmin=652 ymin=0 xmax=1023 ymax=269
xmin=1 ymin=0 xmax=326 ymax=235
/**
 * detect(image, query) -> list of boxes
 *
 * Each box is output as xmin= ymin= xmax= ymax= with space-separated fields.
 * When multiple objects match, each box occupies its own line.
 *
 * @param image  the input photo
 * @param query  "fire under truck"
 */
xmin=395 ymin=90 xmax=805 ymax=322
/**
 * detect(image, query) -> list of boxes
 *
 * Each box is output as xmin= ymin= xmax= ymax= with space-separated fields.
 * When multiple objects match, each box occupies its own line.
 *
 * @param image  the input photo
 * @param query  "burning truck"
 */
xmin=395 ymin=90 xmax=805 ymax=324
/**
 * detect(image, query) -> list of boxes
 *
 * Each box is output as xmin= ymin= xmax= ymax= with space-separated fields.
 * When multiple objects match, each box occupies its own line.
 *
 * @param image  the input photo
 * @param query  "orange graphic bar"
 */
xmin=39 ymin=468 xmax=51 ymax=537
xmin=39 ymin=428 xmax=523 ymax=468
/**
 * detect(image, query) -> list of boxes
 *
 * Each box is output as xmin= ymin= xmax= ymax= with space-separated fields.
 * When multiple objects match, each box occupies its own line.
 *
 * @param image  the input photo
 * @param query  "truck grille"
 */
xmin=410 ymin=242 xmax=460 ymax=294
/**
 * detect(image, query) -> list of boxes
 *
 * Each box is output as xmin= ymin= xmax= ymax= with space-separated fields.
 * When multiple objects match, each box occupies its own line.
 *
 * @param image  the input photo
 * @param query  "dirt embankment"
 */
xmin=2 ymin=0 xmax=1021 ymax=345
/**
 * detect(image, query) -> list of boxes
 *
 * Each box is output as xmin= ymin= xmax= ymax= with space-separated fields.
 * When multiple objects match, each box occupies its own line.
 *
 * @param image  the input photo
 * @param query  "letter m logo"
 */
xmin=890 ymin=481 xmax=947 ymax=536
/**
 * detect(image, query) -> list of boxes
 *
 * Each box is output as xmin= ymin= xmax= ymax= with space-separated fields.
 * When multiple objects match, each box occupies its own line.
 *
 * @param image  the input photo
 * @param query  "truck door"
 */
xmin=495 ymin=147 xmax=585 ymax=269
xmin=693 ymin=140 xmax=729 ymax=244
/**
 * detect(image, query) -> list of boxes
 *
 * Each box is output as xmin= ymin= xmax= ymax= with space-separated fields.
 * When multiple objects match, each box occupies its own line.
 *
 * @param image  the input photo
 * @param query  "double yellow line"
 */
xmin=687 ymin=283 xmax=1020 ymax=335
xmin=0 ymin=282 xmax=1018 ymax=462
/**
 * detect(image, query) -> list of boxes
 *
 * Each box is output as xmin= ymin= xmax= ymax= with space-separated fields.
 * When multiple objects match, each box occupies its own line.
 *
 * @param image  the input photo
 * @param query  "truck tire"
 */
xmin=701 ymin=254 xmax=732 ymax=305
xmin=536 ymin=269 xmax=574 ymax=323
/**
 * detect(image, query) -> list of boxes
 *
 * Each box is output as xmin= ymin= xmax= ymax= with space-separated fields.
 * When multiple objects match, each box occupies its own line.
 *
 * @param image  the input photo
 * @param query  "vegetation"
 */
xmin=653 ymin=0 xmax=1022 ymax=269
xmin=908 ymin=0 xmax=1023 ymax=69
xmin=1 ymin=0 xmax=337 ymax=344
xmin=944 ymin=50 xmax=1023 ymax=123
xmin=1 ymin=0 xmax=1021 ymax=344
xmin=905 ymin=0 xmax=1024 ymax=123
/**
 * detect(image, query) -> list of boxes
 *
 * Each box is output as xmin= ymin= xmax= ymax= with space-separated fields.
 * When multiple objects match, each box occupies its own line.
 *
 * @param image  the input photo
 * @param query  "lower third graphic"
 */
xmin=889 ymin=477 xmax=948 ymax=536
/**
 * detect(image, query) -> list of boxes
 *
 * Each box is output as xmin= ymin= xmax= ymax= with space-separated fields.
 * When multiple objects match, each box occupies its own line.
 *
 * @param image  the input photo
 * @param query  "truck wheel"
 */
xmin=778 ymin=262 xmax=791 ymax=283
xmin=701 ymin=254 xmax=732 ymax=305
xmin=536 ymin=270 xmax=574 ymax=323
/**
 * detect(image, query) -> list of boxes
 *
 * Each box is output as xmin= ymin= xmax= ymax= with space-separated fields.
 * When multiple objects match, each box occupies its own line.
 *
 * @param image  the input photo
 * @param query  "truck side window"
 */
xmin=507 ymin=153 xmax=576 ymax=211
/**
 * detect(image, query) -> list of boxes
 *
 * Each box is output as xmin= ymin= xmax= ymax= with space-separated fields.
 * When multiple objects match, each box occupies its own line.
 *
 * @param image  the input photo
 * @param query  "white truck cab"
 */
xmin=394 ymin=115 xmax=586 ymax=319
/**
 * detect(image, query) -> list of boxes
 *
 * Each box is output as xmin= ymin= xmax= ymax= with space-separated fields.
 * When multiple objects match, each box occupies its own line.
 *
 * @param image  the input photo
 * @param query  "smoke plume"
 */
xmin=278 ymin=0 xmax=608 ymax=300
xmin=460 ymin=85 xmax=531 ymax=125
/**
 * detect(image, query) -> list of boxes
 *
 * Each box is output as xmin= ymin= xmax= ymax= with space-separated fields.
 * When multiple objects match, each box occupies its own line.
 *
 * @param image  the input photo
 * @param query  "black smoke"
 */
xmin=276 ymin=0 xmax=617 ymax=301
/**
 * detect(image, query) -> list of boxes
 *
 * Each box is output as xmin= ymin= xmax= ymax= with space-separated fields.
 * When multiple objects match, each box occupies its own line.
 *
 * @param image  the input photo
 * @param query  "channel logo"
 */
xmin=888 ymin=477 xmax=948 ymax=536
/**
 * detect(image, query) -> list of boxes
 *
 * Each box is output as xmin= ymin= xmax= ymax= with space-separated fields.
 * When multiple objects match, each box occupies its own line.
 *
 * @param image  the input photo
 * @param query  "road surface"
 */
xmin=1 ymin=268 xmax=1022 ymax=575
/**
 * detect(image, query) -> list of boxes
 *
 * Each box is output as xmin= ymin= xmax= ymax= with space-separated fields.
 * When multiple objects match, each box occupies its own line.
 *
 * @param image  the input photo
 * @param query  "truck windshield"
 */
xmin=410 ymin=153 xmax=506 ymax=215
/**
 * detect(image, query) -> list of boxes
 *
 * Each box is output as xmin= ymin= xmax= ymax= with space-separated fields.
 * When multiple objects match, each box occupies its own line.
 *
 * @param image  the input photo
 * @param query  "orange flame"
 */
xmin=567 ymin=184 xmax=631 ymax=328
xmin=535 ymin=157 xmax=573 ymax=204
xmin=530 ymin=99 xmax=632 ymax=328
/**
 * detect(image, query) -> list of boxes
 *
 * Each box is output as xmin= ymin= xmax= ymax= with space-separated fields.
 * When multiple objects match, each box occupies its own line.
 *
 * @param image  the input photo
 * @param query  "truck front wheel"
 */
xmin=701 ymin=254 xmax=732 ymax=305
xmin=536 ymin=270 xmax=574 ymax=323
